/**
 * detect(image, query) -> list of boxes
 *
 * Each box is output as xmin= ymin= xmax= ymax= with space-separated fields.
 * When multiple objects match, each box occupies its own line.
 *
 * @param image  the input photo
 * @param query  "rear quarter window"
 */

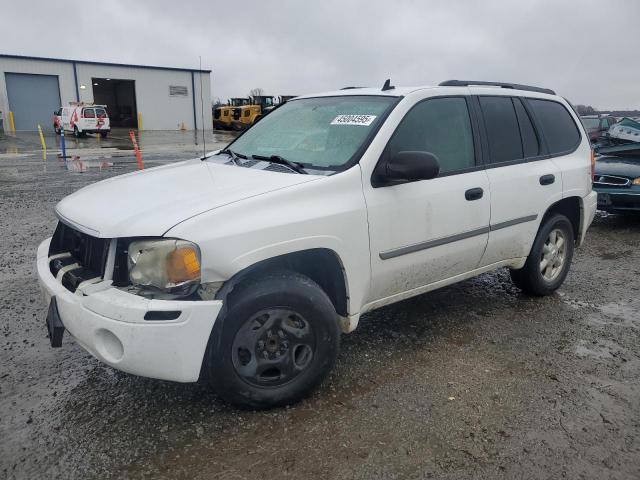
xmin=527 ymin=99 xmax=581 ymax=155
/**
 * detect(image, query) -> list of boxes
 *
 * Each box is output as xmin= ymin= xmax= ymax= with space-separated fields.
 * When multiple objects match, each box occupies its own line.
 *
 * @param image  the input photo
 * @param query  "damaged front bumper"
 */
xmin=36 ymin=238 xmax=223 ymax=383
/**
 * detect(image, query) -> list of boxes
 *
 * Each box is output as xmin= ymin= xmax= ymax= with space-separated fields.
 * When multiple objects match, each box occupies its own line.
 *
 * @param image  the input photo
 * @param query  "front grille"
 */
xmin=48 ymin=222 xmax=111 ymax=291
xmin=594 ymin=175 xmax=631 ymax=188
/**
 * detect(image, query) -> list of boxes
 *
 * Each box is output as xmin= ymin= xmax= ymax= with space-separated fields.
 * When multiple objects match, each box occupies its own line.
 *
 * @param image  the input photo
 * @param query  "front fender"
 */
xmin=166 ymin=166 xmax=371 ymax=316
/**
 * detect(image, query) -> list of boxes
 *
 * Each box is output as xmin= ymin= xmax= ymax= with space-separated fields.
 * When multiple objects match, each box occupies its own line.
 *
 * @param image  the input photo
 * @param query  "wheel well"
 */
xmin=543 ymin=197 xmax=581 ymax=241
xmin=219 ymin=249 xmax=349 ymax=316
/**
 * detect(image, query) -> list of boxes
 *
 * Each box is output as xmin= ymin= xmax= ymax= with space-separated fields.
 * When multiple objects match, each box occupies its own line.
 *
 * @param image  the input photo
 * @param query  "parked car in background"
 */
xmin=581 ymin=114 xmax=617 ymax=143
xmin=594 ymin=154 xmax=640 ymax=213
xmin=37 ymin=80 xmax=596 ymax=408
xmin=58 ymin=104 xmax=111 ymax=138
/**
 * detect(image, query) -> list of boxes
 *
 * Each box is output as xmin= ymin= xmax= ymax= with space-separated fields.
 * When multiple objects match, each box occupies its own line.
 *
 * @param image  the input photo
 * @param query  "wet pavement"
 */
xmin=1 ymin=130 xmax=640 ymax=479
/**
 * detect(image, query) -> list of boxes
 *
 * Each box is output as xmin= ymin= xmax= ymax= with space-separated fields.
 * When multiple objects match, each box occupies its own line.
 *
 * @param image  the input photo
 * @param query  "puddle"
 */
xmin=587 ymin=301 xmax=640 ymax=330
xmin=575 ymin=341 xmax=615 ymax=360
xmin=60 ymin=156 xmax=114 ymax=173
xmin=574 ymin=338 xmax=632 ymax=363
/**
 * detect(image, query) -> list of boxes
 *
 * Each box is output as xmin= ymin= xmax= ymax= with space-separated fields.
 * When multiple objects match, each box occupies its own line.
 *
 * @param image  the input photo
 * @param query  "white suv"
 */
xmin=37 ymin=80 xmax=597 ymax=408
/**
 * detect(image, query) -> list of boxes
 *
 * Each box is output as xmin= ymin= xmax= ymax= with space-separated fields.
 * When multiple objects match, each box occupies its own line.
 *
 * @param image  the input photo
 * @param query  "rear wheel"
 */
xmin=202 ymin=270 xmax=340 ymax=409
xmin=510 ymin=213 xmax=574 ymax=296
xmin=100 ymin=131 xmax=108 ymax=138
xmin=73 ymin=126 xmax=82 ymax=138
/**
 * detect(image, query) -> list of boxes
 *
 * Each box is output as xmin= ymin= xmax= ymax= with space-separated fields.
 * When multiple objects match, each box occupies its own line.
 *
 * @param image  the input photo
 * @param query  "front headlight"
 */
xmin=128 ymin=239 xmax=201 ymax=298
xmin=633 ymin=178 xmax=640 ymax=186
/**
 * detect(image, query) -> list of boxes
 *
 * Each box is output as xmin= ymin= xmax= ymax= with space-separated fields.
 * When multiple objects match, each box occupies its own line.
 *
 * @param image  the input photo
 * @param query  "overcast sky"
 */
xmin=4 ymin=0 xmax=639 ymax=109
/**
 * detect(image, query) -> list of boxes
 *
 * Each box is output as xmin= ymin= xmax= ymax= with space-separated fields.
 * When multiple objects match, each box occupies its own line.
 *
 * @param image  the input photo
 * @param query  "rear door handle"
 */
xmin=540 ymin=174 xmax=555 ymax=185
xmin=465 ymin=187 xmax=484 ymax=201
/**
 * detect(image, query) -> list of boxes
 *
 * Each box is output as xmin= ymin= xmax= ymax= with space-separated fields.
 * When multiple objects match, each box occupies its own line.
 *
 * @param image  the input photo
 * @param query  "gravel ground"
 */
xmin=1 ymin=130 xmax=639 ymax=479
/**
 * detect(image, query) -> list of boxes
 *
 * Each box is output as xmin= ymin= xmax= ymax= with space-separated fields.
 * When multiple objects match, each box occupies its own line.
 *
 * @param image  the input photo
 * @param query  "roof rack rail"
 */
xmin=340 ymin=86 xmax=364 ymax=90
xmin=439 ymin=80 xmax=555 ymax=95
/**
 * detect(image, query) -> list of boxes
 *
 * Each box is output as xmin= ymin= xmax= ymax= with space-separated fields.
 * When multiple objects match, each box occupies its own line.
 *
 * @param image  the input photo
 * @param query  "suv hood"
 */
xmin=55 ymin=159 xmax=320 ymax=238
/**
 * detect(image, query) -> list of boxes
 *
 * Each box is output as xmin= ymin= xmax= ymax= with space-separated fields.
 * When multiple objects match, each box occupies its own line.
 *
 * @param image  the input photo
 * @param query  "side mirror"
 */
xmin=384 ymin=151 xmax=440 ymax=184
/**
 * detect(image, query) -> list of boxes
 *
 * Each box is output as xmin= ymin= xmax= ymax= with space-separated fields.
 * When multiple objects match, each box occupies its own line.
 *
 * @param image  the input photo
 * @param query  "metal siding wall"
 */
xmin=75 ymin=64 xmax=211 ymax=130
xmin=0 ymin=58 xmax=75 ymax=130
xmin=0 ymin=57 xmax=211 ymax=131
xmin=193 ymin=71 xmax=212 ymax=132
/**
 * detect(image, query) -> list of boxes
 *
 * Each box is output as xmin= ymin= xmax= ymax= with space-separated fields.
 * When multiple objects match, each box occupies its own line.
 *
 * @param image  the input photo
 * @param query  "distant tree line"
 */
xmin=574 ymin=104 xmax=640 ymax=117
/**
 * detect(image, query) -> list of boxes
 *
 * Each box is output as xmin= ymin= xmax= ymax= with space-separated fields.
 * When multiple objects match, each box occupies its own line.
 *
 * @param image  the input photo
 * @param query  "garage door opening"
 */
xmin=92 ymin=78 xmax=137 ymax=128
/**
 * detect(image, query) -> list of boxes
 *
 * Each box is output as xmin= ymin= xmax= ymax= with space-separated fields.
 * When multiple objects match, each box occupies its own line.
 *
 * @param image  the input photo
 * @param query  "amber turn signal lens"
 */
xmin=167 ymin=247 xmax=201 ymax=283
xmin=590 ymin=149 xmax=596 ymax=180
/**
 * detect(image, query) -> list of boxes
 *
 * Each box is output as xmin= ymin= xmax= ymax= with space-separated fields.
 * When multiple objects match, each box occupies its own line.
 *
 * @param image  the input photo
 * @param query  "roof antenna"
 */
xmin=381 ymin=79 xmax=395 ymax=91
xmin=199 ymin=55 xmax=207 ymax=159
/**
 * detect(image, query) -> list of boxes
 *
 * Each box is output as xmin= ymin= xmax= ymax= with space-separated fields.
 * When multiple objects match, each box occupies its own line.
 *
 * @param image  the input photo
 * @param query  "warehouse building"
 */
xmin=0 ymin=54 xmax=211 ymax=132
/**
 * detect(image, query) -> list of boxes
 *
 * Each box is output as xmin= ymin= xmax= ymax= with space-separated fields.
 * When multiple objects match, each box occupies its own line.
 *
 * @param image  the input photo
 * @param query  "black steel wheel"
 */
xmin=202 ymin=270 xmax=340 ymax=409
xmin=231 ymin=308 xmax=316 ymax=387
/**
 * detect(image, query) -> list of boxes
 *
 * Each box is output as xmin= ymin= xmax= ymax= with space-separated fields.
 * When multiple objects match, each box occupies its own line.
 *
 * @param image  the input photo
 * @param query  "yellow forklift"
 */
xmin=213 ymin=98 xmax=251 ymax=130
xmin=231 ymin=95 xmax=276 ymax=131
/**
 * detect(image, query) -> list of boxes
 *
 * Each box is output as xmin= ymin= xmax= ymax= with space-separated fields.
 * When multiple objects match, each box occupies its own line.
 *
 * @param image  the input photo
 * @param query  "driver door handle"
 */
xmin=465 ymin=187 xmax=484 ymax=201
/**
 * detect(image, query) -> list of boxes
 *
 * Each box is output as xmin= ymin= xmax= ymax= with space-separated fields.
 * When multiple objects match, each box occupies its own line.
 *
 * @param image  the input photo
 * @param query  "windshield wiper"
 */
xmin=251 ymin=154 xmax=308 ymax=174
xmin=218 ymin=149 xmax=248 ymax=165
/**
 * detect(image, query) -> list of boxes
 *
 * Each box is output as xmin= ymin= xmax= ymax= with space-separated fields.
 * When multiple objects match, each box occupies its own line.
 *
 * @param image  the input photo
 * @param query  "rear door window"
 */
xmin=513 ymin=98 xmax=540 ymax=158
xmin=83 ymin=108 xmax=95 ymax=118
xmin=94 ymin=107 xmax=107 ymax=117
xmin=387 ymin=97 xmax=476 ymax=174
xmin=527 ymin=99 xmax=581 ymax=155
xmin=479 ymin=96 xmax=523 ymax=163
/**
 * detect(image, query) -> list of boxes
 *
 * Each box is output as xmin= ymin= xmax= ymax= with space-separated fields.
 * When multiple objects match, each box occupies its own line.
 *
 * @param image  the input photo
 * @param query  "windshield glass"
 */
xmin=225 ymin=96 xmax=396 ymax=170
xmin=581 ymin=118 xmax=600 ymax=129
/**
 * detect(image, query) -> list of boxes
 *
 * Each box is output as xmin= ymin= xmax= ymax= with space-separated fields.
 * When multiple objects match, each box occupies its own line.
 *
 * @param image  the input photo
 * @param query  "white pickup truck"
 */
xmin=37 ymin=80 xmax=597 ymax=408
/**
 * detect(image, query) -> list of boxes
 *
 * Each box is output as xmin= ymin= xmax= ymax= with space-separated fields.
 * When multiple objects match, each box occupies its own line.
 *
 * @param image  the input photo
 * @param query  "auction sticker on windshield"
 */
xmin=331 ymin=114 xmax=377 ymax=126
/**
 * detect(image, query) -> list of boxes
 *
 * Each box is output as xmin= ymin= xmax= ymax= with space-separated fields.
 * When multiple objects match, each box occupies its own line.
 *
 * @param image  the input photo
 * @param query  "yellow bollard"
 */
xmin=8 ymin=111 xmax=16 ymax=133
xmin=37 ymin=125 xmax=47 ymax=160
xmin=137 ymin=112 xmax=143 ymax=131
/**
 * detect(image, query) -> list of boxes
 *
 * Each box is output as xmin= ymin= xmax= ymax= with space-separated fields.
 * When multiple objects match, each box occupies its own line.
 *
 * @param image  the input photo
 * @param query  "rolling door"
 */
xmin=5 ymin=73 xmax=61 ymax=131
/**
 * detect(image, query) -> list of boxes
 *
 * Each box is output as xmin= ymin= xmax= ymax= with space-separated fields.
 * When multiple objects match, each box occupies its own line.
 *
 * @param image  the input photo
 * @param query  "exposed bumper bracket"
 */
xmin=46 ymin=297 xmax=65 ymax=348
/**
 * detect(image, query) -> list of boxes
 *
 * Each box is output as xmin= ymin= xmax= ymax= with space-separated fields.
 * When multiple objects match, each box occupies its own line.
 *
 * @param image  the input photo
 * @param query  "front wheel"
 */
xmin=202 ymin=270 xmax=340 ymax=409
xmin=510 ymin=213 xmax=575 ymax=296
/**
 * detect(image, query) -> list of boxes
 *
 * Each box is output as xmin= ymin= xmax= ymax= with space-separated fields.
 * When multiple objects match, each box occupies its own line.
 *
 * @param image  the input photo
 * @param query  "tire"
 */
xmin=202 ymin=270 xmax=340 ymax=409
xmin=73 ymin=126 xmax=81 ymax=138
xmin=510 ymin=213 xmax=574 ymax=296
xmin=100 ymin=132 xmax=108 ymax=138
xmin=54 ymin=125 xmax=60 ymax=134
